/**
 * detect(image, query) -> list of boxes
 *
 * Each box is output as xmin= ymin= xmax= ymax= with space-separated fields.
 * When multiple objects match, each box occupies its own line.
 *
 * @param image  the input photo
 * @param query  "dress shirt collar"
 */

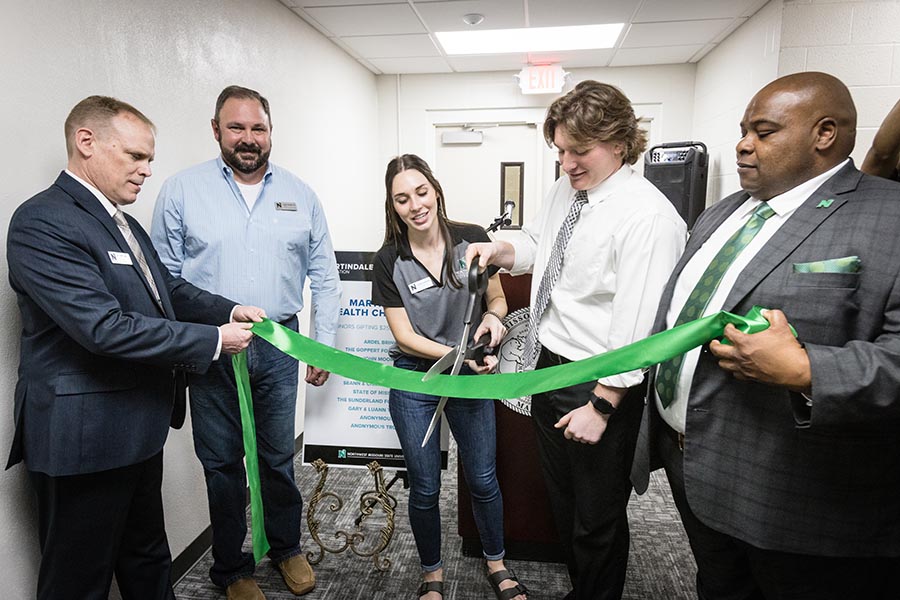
xmin=581 ymin=163 xmax=633 ymax=206
xmin=740 ymin=158 xmax=850 ymax=219
xmin=216 ymin=155 xmax=274 ymax=182
xmin=64 ymin=169 xmax=118 ymax=217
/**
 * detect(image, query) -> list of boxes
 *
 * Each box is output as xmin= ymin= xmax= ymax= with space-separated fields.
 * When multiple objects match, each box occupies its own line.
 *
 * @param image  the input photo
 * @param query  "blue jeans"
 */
xmin=390 ymin=355 xmax=505 ymax=572
xmin=189 ymin=316 xmax=303 ymax=587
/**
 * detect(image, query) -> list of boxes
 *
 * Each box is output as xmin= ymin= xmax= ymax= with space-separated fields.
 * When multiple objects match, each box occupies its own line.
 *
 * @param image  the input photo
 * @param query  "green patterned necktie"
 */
xmin=656 ymin=201 xmax=776 ymax=408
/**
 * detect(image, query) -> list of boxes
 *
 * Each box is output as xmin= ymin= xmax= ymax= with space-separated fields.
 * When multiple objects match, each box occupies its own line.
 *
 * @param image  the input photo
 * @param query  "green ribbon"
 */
xmin=232 ymin=305 xmax=775 ymax=560
xmin=232 ymin=351 xmax=271 ymax=563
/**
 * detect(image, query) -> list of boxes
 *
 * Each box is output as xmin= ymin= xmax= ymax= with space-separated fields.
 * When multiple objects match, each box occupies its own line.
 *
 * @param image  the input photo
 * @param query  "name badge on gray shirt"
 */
xmin=408 ymin=277 xmax=436 ymax=294
xmin=275 ymin=202 xmax=297 ymax=211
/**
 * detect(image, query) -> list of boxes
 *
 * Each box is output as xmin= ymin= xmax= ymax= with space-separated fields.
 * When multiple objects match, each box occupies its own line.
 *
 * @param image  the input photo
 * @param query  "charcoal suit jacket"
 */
xmin=631 ymin=161 xmax=900 ymax=557
xmin=6 ymin=171 xmax=235 ymax=476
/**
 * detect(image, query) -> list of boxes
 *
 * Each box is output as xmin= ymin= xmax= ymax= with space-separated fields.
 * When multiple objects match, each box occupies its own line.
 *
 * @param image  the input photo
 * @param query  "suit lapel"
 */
xmin=722 ymin=162 xmax=860 ymax=311
xmin=56 ymin=172 xmax=170 ymax=317
xmin=125 ymin=215 xmax=176 ymax=318
xmin=652 ymin=192 xmax=750 ymax=333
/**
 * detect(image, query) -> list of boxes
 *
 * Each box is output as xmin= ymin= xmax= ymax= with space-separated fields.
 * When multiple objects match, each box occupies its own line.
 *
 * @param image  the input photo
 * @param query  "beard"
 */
xmin=222 ymin=142 xmax=271 ymax=174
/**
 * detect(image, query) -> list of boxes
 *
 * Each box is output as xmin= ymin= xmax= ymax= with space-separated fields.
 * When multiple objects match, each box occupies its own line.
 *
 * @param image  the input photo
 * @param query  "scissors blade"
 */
xmin=421 ymin=322 xmax=471 ymax=447
xmin=421 ymin=395 xmax=449 ymax=448
xmin=422 ymin=345 xmax=461 ymax=382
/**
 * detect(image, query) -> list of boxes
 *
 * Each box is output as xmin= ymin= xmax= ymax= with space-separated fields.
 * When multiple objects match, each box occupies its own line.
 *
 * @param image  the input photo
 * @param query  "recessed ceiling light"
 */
xmin=436 ymin=23 xmax=624 ymax=55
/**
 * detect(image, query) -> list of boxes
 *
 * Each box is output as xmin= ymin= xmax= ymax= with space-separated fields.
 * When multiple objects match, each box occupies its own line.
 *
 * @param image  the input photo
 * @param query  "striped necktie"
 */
xmin=522 ymin=189 xmax=590 ymax=369
xmin=656 ymin=201 xmax=776 ymax=407
xmin=113 ymin=209 xmax=162 ymax=304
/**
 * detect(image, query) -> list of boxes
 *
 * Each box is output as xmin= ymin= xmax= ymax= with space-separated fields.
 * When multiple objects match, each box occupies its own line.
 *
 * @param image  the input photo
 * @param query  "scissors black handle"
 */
xmin=463 ymin=261 xmax=489 ymax=325
xmin=466 ymin=332 xmax=496 ymax=366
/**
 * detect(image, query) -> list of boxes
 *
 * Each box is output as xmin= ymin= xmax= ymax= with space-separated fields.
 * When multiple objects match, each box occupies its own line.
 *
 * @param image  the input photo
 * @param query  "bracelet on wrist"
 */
xmin=482 ymin=310 xmax=504 ymax=321
xmin=589 ymin=392 xmax=617 ymax=416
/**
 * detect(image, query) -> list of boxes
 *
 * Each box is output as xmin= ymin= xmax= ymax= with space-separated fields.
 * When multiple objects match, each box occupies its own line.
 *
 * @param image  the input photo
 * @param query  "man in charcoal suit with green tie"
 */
xmin=632 ymin=72 xmax=900 ymax=599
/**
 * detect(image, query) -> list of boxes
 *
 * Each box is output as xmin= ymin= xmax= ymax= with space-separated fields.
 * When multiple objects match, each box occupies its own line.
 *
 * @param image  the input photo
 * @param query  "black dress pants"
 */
xmin=658 ymin=423 xmax=900 ymax=600
xmin=531 ymin=347 xmax=644 ymax=600
xmin=29 ymin=451 xmax=176 ymax=600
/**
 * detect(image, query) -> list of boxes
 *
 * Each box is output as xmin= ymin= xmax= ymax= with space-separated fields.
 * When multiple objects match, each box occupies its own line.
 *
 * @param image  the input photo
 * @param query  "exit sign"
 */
xmin=516 ymin=64 xmax=567 ymax=95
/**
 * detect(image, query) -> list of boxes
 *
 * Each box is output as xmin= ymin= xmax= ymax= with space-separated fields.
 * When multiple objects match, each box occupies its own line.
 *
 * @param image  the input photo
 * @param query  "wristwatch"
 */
xmin=589 ymin=392 xmax=617 ymax=416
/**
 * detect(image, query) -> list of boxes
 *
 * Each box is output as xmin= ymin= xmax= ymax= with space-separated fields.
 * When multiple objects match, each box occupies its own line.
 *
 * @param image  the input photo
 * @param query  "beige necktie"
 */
xmin=113 ymin=209 xmax=161 ymax=304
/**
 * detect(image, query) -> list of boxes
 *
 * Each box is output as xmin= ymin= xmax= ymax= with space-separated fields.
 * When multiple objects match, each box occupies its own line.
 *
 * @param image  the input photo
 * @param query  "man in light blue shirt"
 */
xmin=151 ymin=85 xmax=340 ymax=600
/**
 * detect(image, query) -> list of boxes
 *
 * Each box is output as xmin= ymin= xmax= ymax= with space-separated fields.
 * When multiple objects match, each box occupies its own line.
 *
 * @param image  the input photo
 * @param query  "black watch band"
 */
xmin=589 ymin=392 xmax=616 ymax=415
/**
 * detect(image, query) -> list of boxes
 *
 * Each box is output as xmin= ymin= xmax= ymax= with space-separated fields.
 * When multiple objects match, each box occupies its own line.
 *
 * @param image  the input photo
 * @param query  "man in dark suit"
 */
xmin=6 ymin=95 xmax=264 ymax=600
xmin=631 ymin=72 xmax=900 ymax=599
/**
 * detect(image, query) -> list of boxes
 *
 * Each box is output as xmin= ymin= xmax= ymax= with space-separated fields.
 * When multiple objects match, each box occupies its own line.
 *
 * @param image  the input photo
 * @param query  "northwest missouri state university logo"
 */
xmin=496 ymin=308 xmax=531 ymax=417
xmin=338 ymin=449 xmax=347 ymax=459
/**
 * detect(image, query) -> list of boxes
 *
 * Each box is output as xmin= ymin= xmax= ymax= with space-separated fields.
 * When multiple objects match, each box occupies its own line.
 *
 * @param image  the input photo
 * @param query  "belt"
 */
xmin=539 ymin=346 xmax=571 ymax=366
xmin=662 ymin=422 xmax=685 ymax=452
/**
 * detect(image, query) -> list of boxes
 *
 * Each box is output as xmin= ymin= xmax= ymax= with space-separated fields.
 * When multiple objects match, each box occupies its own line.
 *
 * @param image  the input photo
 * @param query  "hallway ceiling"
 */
xmin=279 ymin=0 xmax=770 ymax=74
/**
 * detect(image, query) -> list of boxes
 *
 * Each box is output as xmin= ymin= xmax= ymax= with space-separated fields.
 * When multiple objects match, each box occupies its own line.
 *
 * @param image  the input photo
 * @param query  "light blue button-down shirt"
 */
xmin=151 ymin=157 xmax=340 ymax=347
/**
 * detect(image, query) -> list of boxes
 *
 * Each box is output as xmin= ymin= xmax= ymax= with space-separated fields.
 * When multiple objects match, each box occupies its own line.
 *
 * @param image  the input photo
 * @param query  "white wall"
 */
xmin=778 ymin=0 xmax=900 ymax=168
xmin=694 ymin=0 xmax=900 ymax=205
xmin=374 ymin=66 xmax=695 ymax=242
xmin=693 ymin=0 xmax=784 ymax=203
xmin=0 ymin=1 xmax=378 ymax=596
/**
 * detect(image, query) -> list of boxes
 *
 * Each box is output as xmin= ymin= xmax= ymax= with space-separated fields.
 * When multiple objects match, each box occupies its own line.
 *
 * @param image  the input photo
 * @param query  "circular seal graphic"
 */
xmin=496 ymin=307 xmax=531 ymax=417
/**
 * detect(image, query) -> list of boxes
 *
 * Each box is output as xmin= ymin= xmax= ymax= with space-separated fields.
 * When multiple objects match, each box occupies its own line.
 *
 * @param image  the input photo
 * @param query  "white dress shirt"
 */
xmin=509 ymin=164 xmax=687 ymax=388
xmin=657 ymin=159 xmax=849 ymax=433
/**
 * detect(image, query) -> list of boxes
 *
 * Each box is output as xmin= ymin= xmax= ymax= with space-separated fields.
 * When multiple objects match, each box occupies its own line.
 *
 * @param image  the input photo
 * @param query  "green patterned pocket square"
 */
xmin=792 ymin=255 xmax=860 ymax=273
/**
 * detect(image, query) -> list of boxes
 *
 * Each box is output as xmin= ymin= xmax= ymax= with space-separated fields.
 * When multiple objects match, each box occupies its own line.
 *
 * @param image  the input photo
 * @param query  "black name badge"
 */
xmin=275 ymin=202 xmax=297 ymax=211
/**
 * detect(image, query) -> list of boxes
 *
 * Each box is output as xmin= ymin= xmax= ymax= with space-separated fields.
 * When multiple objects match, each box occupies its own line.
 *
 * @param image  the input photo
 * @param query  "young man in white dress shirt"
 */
xmin=467 ymin=80 xmax=686 ymax=600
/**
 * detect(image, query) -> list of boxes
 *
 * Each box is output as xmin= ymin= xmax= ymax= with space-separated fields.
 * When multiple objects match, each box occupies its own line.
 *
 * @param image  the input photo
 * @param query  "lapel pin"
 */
xmin=816 ymin=199 xmax=834 ymax=208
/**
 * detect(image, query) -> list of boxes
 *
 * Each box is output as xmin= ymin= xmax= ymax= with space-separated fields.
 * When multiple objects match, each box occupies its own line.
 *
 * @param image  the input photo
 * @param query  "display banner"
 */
xmin=301 ymin=250 xmax=449 ymax=469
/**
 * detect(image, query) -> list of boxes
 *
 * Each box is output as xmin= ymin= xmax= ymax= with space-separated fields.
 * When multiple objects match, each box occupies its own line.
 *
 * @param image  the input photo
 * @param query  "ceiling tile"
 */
xmin=445 ymin=53 xmax=530 ymax=72
xmin=342 ymin=34 xmax=440 ymax=58
xmin=368 ymin=56 xmax=454 ymax=74
xmin=527 ymin=0 xmax=642 ymax=28
xmin=356 ymin=57 xmax=383 ymax=75
xmin=415 ymin=0 xmax=526 ymax=32
xmin=610 ymin=45 xmax=705 ymax=66
xmin=634 ymin=0 xmax=769 ymax=23
xmin=288 ymin=0 xmax=401 ymax=6
xmin=621 ymin=19 xmax=735 ymax=48
xmin=711 ymin=17 xmax=747 ymax=44
xmin=304 ymin=3 xmax=425 ymax=36
xmin=526 ymin=48 xmax=616 ymax=69
xmin=276 ymin=0 xmax=776 ymax=75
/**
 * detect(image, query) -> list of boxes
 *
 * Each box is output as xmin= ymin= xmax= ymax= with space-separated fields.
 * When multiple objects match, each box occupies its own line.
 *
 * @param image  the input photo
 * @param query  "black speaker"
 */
xmin=644 ymin=141 xmax=708 ymax=229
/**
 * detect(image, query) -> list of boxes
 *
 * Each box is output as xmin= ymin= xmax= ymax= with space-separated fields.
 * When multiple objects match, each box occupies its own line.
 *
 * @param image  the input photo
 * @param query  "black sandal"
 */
xmin=417 ymin=580 xmax=443 ymax=598
xmin=487 ymin=567 xmax=528 ymax=600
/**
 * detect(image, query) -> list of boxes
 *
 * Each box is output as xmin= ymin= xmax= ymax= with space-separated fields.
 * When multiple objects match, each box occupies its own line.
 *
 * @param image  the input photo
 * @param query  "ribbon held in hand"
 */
xmin=232 ymin=305 xmax=779 ymax=560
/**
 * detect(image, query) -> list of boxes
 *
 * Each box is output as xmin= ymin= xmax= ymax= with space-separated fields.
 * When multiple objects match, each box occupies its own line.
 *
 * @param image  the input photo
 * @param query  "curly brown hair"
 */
xmin=543 ymin=80 xmax=647 ymax=164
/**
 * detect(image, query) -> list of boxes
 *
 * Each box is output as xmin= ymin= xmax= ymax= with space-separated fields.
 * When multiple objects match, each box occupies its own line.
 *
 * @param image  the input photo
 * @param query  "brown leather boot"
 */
xmin=277 ymin=554 xmax=316 ymax=595
xmin=225 ymin=577 xmax=265 ymax=600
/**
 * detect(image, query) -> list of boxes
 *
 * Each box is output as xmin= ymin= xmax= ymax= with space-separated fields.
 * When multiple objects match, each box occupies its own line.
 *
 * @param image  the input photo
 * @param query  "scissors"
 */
xmin=419 ymin=262 xmax=494 ymax=447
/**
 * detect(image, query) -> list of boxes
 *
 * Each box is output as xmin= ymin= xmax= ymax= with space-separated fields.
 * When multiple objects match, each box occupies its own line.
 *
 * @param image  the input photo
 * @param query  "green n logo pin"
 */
xmin=816 ymin=199 xmax=834 ymax=208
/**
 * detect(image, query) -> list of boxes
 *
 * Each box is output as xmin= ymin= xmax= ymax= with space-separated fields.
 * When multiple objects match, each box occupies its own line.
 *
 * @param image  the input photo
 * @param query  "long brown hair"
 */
xmin=383 ymin=154 xmax=462 ymax=288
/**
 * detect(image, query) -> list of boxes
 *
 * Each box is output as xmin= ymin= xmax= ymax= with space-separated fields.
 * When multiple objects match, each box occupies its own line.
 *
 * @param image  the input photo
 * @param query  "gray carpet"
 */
xmin=174 ymin=442 xmax=696 ymax=600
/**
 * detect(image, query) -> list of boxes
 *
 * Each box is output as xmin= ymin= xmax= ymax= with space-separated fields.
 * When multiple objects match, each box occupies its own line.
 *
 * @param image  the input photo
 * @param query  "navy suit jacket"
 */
xmin=6 ymin=172 xmax=235 ymax=476
xmin=632 ymin=161 xmax=900 ymax=557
